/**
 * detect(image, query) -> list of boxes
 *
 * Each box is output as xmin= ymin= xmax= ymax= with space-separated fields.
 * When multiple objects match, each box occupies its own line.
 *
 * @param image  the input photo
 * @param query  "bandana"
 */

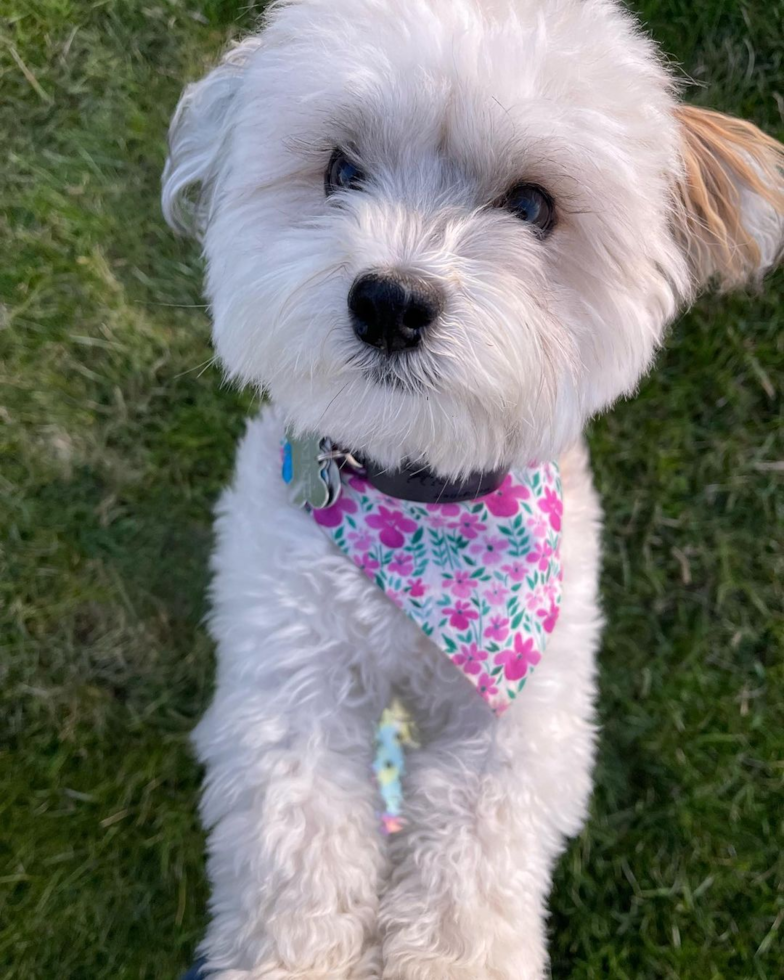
xmin=287 ymin=452 xmax=563 ymax=715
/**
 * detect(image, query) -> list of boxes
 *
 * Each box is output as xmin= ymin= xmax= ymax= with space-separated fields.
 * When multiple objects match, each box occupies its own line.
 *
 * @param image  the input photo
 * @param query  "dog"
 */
xmin=162 ymin=1 xmax=783 ymax=976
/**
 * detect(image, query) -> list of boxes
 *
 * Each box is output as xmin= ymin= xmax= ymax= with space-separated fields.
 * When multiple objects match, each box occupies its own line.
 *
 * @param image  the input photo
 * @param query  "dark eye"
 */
xmin=325 ymin=149 xmax=364 ymax=195
xmin=500 ymin=183 xmax=555 ymax=235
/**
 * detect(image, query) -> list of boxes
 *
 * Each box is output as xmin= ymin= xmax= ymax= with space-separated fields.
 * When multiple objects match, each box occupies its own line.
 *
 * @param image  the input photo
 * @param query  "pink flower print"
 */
xmin=538 ymin=487 xmax=563 ymax=531
xmin=443 ymin=570 xmax=473 ymax=599
xmin=494 ymin=632 xmax=541 ymax=681
xmin=526 ymin=540 xmax=554 ymax=573
xmin=485 ymin=616 xmax=510 ymax=643
xmin=429 ymin=515 xmax=450 ymax=528
xmin=483 ymin=582 xmax=509 ymax=607
xmin=388 ymin=552 xmax=414 ymax=577
xmin=525 ymin=587 xmax=544 ymax=611
xmin=366 ymin=506 xmax=418 ymax=548
xmin=347 ymin=529 xmax=373 ymax=550
xmin=484 ymin=474 xmax=530 ymax=518
xmin=356 ymin=552 xmax=380 ymax=573
xmin=452 ymin=642 xmax=487 ymax=676
xmin=527 ymin=515 xmax=548 ymax=539
xmin=543 ymin=579 xmax=559 ymax=602
xmin=537 ymin=601 xmax=560 ymax=634
xmin=477 ymin=672 xmax=499 ymax=702
xmin=407 ymin=577 xmax=427 ymax=598
xmin=313 ymin=495 xmax=358 ymax=528
xmin=444 ymin=600 xmax=479 ymax=630
xmin=448 ymin=512 xmax=486 ymax=540
xmin=426 ymin=501 xmax=461 ymax=516
xmin=501 ymin=561 xmax=527 ymax=582
xmin=469 ymin=535 xmax=509 ymax=565
xmin=388 ymin=589 xmax=404 ymax=608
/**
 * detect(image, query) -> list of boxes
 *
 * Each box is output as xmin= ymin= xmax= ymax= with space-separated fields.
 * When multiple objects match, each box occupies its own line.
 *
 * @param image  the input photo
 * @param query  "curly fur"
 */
xmin=161 ymin=1 xmax=783 ymax=976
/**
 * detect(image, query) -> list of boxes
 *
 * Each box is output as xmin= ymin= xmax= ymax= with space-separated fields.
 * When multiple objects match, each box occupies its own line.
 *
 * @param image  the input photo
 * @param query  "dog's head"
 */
xmin=163 ymin=0 xmax=783 ymax=476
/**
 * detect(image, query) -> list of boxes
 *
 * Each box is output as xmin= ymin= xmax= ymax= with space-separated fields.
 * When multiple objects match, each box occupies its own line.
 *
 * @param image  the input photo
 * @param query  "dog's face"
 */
xmin=163 ymin=0 xmax=783 ymax=476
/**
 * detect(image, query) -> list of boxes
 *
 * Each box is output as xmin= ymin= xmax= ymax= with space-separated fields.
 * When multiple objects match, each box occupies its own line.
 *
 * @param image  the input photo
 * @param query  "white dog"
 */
xmin=162 ymin=1 xmax=783 ymax=976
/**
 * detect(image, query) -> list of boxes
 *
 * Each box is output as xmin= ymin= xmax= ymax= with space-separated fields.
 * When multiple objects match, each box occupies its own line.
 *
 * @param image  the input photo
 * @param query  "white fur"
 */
xmin=196 ymin=412 xmax=600 ymax=979
xmin=161 ymin=1 xmax=783 ymax=976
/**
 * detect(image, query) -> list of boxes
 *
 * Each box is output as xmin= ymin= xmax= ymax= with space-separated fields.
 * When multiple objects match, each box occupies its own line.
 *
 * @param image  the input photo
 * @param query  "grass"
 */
xmin=0 ymin=1 xmax=781 ymax=977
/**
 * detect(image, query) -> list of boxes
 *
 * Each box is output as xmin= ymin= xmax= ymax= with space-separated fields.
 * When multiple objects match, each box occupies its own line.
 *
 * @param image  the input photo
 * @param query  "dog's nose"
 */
xmin=348 ymin=272 xmax=442 ymax=354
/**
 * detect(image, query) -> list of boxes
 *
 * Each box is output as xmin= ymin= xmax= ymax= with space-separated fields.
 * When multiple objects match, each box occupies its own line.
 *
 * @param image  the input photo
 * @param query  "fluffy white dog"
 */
xmin=162 ymin=1 xmax=783 ymax=976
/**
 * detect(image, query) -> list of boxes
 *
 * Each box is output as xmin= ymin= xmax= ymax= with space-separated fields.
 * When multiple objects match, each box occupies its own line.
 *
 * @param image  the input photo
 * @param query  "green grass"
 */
xmin=0 ymin=1 xmax=781 ymax=977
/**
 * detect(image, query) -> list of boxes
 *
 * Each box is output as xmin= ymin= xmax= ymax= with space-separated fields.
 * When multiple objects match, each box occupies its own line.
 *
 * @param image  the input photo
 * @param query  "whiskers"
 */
xmin=173 ymin=354 xmax=220 ymax=380
xmin=341 ymin=342 xmax=444 ymax=396
xmin=366 ymin=353 xmax=442 ymax=394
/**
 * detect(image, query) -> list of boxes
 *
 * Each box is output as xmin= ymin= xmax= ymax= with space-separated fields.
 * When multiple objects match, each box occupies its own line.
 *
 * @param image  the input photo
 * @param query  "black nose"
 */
xmin=348 ymin=272 xmax=442 ymax=354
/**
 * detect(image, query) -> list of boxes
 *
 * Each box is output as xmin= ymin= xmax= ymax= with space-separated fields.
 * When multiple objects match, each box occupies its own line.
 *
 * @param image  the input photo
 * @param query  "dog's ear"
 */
xmin=162 ymin=37 xmax=262 ymax=239
xmin=673 ymin=105 xmax=784 ymax=290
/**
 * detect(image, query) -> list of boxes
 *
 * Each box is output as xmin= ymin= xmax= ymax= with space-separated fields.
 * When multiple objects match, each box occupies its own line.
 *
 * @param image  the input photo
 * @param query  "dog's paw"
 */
xmin=208 ymin=970 xmax=374 ymax=980
xmin=381 ymin=956 xmax=546 ymax=980
xmin=380 ymin=896 xmax=547 ymax=980
xmin=206 ymin=945 xmax=381 ymax=980
xmin=208 ymin=973 xmax=339 ymax=980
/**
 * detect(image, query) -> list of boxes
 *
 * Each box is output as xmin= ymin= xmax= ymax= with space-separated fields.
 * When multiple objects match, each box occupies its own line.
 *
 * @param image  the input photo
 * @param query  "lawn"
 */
xmin=0 ymin=1 xmax=781 ymax=978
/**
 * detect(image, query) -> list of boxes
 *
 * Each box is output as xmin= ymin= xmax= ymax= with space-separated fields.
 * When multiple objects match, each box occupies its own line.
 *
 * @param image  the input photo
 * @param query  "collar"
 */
xmin=283 ymin=430 xmax=508 ymax=509
xmin=349 ymin=455 xmax=508 ymax=505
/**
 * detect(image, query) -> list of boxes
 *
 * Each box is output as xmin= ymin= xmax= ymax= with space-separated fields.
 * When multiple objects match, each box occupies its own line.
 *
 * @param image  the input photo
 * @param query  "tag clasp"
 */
xmin=283 ymin=430 xmax=342 ymax=510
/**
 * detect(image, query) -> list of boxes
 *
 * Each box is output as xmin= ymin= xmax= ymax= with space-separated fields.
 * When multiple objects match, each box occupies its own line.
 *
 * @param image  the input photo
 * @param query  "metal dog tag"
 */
xmin=283 ymin=429 xmax=341 ymax=510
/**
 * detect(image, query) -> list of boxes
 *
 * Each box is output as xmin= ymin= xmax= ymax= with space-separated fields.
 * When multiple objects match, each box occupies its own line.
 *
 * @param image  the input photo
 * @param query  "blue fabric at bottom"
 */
xmin=180 ymin=958 xmax=206 ymax=979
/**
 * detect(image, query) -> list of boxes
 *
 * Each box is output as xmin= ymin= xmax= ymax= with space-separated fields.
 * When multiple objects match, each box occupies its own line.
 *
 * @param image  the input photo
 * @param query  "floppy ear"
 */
xmin=162 ymin=37 xmax=262 ymax=239
xmin=673 ymin=105 xmax=784 ymax=290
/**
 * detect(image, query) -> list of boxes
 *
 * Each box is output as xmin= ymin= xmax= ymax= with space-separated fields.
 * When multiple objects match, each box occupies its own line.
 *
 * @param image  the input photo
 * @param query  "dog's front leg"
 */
xmin=380 ymin=443 xmax=600 ymax=980
xmin=194 ymin=664 xmax=387 ymax=980
xmin=379 ymin=710 xmax=559 ymax=980
xmin=380 ymin=655 xmax=597 ymax=980
xmin=381 ymin=681 xmax=598 ymax=980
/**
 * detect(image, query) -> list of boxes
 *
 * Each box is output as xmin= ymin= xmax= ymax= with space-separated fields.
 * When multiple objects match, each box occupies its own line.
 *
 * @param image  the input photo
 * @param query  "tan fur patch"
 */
xmin=675 ymin=105 xmax=784 ymax=288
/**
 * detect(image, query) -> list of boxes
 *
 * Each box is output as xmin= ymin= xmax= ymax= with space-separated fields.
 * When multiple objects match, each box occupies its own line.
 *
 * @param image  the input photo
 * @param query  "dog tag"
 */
xmin=283 ymin=430 xmax=341 ymax=510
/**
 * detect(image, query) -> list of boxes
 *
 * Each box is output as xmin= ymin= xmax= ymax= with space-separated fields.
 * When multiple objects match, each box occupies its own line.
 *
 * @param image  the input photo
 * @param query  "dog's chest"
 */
xmin=284 ymin=449 xmax=565 ymax=715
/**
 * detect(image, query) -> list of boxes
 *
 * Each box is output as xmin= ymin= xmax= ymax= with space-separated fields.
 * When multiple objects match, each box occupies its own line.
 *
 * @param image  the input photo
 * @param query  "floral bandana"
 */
xmin=285 ymin=451 xmax=564 ymax=715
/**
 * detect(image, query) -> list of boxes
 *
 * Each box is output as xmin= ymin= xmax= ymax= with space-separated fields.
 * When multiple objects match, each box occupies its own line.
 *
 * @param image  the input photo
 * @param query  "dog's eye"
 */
xmin=325 ymin=149 xmax=364 ymax=195
xmin=500 ymin=183 xmax=555 ymax=235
